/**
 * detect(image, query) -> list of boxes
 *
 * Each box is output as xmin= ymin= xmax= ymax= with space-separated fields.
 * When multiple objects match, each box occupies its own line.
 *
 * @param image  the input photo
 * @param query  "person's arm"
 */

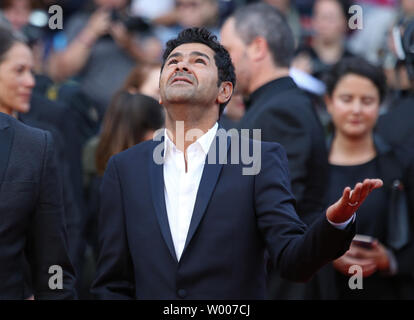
xmin=25 ymin=131 xmax=77 ymax=299
xmin=47 ymin=9 xmax=111 ymax=82
xmin=255 ymin=143 xmax=382 ymax=282
xmin=254 ymin=104 xmax=311 ymax=207
xmin=91 ymin=156 xmax=135 ymax=300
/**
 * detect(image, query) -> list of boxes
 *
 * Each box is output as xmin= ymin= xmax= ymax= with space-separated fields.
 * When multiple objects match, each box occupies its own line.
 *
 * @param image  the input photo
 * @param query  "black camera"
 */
xmin=21 ymin=10 xmax=49 ymax=46
xmin=110 ymin=9 xmax=152 ymax=33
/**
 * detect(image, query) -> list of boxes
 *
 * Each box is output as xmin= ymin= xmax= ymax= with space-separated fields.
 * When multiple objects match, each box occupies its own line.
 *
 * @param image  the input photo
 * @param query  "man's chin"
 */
xmin=164 ymin=92 xmax=195 ymax=104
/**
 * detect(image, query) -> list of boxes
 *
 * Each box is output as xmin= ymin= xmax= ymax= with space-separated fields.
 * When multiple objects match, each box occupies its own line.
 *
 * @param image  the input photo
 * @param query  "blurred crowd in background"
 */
xmin=1 ymin=0 xmax=414 ymax=299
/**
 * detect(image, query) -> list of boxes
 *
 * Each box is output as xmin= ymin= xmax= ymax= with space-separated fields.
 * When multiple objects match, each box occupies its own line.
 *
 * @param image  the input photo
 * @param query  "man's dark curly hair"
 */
xmin=161 ymin=27 xmax=236 ymax=116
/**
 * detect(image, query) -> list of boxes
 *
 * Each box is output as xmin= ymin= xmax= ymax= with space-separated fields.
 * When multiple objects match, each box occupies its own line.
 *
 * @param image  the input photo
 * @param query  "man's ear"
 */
xmin=216 ymin=81 xmax=233 ymax=105
xmin=248 ymin=36 xmax=268 ymax=62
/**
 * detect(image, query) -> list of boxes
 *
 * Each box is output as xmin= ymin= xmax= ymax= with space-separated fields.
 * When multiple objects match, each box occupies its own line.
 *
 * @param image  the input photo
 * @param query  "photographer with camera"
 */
xmin=47 ymin=0 xmax=161 ymax=120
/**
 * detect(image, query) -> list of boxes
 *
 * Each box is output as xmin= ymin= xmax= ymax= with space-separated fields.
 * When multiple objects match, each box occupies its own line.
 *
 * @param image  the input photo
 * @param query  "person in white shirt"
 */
xmin=92 ymin=27 xmax=383 ymax=300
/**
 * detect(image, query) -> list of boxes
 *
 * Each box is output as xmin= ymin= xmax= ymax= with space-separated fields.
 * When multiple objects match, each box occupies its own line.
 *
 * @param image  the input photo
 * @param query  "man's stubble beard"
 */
xmin=164 ymin=86 xmax=197 ymax=104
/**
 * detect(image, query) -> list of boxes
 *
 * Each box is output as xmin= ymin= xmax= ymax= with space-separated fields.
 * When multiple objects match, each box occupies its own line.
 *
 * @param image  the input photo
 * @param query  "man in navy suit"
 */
xmin=91 ymin=28 xmax=383 ymax=299
xmin=0 ymin=112 xmax=77 ymax=299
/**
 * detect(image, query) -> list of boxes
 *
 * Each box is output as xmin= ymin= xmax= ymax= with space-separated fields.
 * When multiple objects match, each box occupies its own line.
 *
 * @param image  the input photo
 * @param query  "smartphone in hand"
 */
xmin=352 ymin=234 xmax=375 ymax=250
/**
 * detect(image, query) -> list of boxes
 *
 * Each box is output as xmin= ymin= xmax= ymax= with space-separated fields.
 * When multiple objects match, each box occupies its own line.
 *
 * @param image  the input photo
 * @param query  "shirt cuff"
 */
xmin=327 ymin=213 xmax=356 ymax=230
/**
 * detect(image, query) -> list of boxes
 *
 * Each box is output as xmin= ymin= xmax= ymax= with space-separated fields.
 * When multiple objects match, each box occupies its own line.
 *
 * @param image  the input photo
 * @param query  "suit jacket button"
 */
xmin=177 ymin=289 xmax=187 ymax=298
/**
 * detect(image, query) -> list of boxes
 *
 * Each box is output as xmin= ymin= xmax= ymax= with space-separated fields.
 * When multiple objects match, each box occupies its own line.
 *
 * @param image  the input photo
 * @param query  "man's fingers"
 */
xmin=347 ymin=179 xmax=384 ymax=206
xmin=366 ymin=179 xmax=383 ymax=193
xmin=341 ymin=187 xmax=351 ymax=205
xmin=360 ymin=179 xmax=384 ymax=202
xmin=358 ymin=179 xmax=372 ymax=202
xmin=372 ymin=179 xmax=383 ymax=189
xmin=327 ymin=179 xmax=383 ymax=223
xmin=350 ymin=182 xmax=363 ymax=203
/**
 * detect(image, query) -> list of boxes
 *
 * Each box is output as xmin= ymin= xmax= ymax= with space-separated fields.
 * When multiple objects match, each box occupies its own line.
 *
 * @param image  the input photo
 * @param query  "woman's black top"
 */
xmin=326 ymin=157 xmax=400 ymax=299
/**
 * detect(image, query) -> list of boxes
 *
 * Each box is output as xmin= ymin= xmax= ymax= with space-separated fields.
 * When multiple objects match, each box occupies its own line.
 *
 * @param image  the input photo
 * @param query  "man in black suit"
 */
xmin=91 ymin=27 xmax=382 ymax=300
xmin=376 ymin=93 xmax=414 ymax=152
xmin=220 ymin=3 xmax=331 ymax=299
xmin=0 ymin=112 xmax=77 ymax=299
xmin=221 ymin=3 xmax=328 ymax=225
xmin=375 ymin=77 xmax=414 ymax=150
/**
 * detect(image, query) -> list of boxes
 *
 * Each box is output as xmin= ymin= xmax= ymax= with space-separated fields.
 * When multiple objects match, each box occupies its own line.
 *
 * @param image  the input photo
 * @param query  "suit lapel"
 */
xmin=183 ymin=134 xmax=231 ymax=254
xmin=0 ymin=115 xmax=14 ymax=183
xmin=148 ymin=137 xmax=178 ymax=263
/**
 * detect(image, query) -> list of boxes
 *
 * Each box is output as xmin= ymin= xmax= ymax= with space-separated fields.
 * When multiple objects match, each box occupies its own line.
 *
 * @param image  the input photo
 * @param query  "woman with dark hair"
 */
xmin=0 ymin=26 xmax=76 ymax=299
xmin=122 ymin=63 xmax=161 ymax=100
xmin=0 ymin=27 xmax=34 ymax=117
xmin=317 ymin=56 xmax=414 ymax=299
xmin=95 ymin=91 xmax=165 ymax=175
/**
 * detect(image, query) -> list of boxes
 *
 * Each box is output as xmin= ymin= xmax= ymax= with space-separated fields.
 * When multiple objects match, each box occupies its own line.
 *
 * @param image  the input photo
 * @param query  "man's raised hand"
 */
xmin=326 ymin=179 xmax=383 ymax=224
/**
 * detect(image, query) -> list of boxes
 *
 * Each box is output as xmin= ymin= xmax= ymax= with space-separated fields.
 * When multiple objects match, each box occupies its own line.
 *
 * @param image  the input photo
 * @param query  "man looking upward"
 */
xmin=92 ymin=28 xmax=382 ymax=299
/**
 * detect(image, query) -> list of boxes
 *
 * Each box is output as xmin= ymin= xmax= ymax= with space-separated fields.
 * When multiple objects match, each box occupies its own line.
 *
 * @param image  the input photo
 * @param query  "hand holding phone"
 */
xmin=352 ymin=234 xmax=375 ymax=250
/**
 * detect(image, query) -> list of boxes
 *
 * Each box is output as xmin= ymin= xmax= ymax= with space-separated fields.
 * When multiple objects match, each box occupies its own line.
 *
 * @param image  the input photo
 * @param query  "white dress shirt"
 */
xmin=163 ymin=123 xmax=219 ymax=261
xmin=162 ymin=122 xmax=353 ymax=261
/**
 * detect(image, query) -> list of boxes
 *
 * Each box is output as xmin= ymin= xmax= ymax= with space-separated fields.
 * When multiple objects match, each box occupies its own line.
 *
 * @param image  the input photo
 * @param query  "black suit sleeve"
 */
xmin=254 ymin=105 xmax=311 ymax=206
xmin=255 ymin=143 xmax=354 ymax=282
xmin=91 ymin=157 xmax=135 ymax=299
xmin=25 ymin=131 xmax=77 ymax=299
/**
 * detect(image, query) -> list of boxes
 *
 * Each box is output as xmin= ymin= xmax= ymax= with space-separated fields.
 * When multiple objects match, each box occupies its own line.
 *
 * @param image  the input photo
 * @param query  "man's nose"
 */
xmin=176 ymin=60 xmax=190 ymax=72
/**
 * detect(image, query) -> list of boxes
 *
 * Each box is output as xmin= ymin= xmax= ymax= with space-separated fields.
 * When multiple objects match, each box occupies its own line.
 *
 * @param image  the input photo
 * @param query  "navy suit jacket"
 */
xmin=92 ymin=132 xmax=354 ymax=299
xmin=0 ymin=113 xmax=76 ymax=299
